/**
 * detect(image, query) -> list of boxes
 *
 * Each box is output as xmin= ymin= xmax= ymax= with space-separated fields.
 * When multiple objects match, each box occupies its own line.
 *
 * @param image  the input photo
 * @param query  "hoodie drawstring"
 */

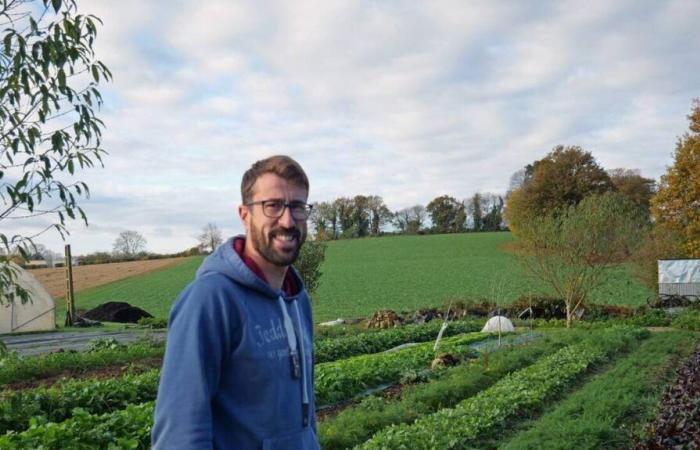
xmin=277 ymin=296 xmax=309 ymax=427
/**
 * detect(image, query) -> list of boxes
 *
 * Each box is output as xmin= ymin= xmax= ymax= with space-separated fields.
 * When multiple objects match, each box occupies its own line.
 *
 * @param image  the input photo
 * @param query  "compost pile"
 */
xmin=636 ymin=340 xmax=700 ymax=449
xmin=366 ymin=310 xmax=403 ymax=329
xmin=82 ymin=302 xmax=153 ymax=324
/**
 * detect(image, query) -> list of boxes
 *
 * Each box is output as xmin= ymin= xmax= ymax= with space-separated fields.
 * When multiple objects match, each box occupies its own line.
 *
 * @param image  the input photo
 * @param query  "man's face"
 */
xmin=240 ymin=173 xmax=308 ymax=267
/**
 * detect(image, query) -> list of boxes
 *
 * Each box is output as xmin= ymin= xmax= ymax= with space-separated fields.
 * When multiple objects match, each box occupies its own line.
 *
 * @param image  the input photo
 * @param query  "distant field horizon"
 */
xmin=61 ymin=232 xmax=652 ymax=323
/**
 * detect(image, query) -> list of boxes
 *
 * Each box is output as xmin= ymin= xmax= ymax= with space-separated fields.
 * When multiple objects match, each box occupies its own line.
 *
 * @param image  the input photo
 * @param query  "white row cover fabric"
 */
xmin=481 ymin=315 xmax=515 ymax=333
xmin=0 ymin=263 xmax=56 ymax=333
xmin=658 ymin=259 xmax=700 ymax=284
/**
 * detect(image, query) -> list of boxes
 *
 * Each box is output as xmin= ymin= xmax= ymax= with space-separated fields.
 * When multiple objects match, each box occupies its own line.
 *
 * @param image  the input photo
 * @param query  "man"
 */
xmin=152 ymin=155 xmax=320 ymax=450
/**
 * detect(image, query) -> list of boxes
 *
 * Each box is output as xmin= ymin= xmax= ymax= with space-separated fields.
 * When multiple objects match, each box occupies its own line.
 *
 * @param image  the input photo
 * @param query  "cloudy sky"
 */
xmin=17 ymin=0 xmax=700 ymax=254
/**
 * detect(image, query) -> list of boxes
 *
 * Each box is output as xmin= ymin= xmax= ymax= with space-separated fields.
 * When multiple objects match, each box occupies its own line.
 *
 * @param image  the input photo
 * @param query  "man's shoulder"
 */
xmin=174 ymin=272 xmax=246 ymax=311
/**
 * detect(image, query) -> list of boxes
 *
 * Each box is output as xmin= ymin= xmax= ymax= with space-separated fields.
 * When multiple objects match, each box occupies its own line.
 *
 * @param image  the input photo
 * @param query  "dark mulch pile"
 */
xmin=82 ymin=302 xmax=153 ymax=323
xmin=635 ymin=339 xmax=700 ymax=449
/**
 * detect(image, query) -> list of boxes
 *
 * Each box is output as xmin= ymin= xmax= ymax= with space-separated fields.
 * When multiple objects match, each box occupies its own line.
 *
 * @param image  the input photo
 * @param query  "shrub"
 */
xmin=671 ymin=309 xmax=700 ymax=331
xmin=294 ymin=239 xmax=327 ymax=294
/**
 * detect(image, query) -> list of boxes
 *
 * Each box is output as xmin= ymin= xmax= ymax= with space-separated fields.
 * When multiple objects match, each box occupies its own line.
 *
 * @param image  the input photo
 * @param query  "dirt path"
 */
xmin=29 ymin=257 xmax=188 ymax=298
xmin=1 ymin=329 xmax=166 ymax=356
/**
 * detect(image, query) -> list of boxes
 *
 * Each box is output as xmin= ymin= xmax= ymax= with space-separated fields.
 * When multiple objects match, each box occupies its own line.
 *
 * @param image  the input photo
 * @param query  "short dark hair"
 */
xmin=241 ymin=155 xmax=309 ymax=203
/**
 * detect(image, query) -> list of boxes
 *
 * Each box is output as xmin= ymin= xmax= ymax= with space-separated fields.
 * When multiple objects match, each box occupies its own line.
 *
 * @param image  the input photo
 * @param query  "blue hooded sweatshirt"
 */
xmin=152 ymin=237 xmax=320 ymax=450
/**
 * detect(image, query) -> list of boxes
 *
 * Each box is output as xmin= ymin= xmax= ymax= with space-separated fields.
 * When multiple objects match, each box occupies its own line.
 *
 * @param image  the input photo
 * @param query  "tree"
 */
xmin=468 ymin=193 xmax=483 ymax=231
xmin=0 ymin=0 xmax=111 ymax=304
xmin=426 ymin=195 xmax=464 ymax=233
xmin=350 ymin=195 xmax=370 ymax=238
xmin=481 ymin=193 xmax=504 ymax=231
xmin=294 ymin=239 xmax=327 ymax=294
xmin=113 ymin=231 xmax=147 ymax=257
xmin=28 ymin=243 xmax=60 ymax=266
xmin=367 ymin=195 xmax=392 ymax=236
xmin=395 ymin=204 xmax=426 ymax=234
xmin=504 ymin=146 xmax=613 ymax=235
xmin=198 ymin=223 xmax=222 ymax=253
xmin=651 ymin=99 xmax=700 ymax=257
xmin=309 ymin=201 xmax=336 ymax=240
xmin=608 ymin=168 xmax=655 ymax=217
xmin=516 ymin=192 xmax=646 ymax=328
xmin=334 ymin=197 xmax=354 ymax=238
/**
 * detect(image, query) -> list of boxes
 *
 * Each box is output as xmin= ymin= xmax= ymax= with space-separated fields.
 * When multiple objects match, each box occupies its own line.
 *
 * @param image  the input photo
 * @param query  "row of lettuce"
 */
xmin=0 ymin=323 xmax=697 ymax=448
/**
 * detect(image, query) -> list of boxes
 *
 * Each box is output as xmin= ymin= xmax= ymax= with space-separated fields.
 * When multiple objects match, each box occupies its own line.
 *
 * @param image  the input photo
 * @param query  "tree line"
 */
xmin=310 ymin=193 xmax=506 ymax=240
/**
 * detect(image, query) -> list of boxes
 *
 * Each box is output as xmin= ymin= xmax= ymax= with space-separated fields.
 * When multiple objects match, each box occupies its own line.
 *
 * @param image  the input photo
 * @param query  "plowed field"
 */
xmin=29 ymin=258 xmax=188 ymax=298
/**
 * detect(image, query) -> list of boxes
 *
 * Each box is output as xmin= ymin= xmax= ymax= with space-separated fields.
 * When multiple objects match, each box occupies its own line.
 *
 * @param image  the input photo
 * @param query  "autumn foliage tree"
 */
xmin=504 ymin=146 xmax=613 ymax=234
xmin=651 ymin=99 xmax=700 ymax=257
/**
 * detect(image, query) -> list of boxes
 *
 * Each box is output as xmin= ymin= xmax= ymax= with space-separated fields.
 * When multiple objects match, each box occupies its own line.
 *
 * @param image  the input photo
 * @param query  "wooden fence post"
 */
xmin=64 ymin=245 xmax=75 ymax=327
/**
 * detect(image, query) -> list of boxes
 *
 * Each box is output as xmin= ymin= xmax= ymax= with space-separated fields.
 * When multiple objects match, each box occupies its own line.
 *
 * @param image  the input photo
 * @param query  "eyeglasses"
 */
xmin=246 ymin=200 xmax=313 ymax=220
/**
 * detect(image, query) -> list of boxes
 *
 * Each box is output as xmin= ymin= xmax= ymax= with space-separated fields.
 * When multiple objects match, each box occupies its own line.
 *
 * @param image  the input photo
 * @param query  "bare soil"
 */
xmin=29 ymin=258 xmax=187 ymax=298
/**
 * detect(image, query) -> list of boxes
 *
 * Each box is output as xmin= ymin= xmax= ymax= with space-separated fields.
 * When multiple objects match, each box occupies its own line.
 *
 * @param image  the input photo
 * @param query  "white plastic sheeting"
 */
xmin=0 ymin=263 xmax=56 ymax=333
xmin=658 ymin=259 xmax=700 ymax=283
xmin=481 ymin=316 xmax=515 ymax=333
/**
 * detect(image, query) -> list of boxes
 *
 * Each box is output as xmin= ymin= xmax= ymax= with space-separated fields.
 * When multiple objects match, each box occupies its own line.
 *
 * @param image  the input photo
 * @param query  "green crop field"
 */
xmin=312 ymin=232 xmax=651 ymax=322
xmin=66 ymin=232 xmax=652 ymax=323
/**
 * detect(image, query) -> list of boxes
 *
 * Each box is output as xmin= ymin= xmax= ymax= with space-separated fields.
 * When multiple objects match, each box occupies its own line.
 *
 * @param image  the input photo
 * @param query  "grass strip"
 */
xmin=0 ymin=340 xmax=164 ymax=386
xmin=0 ymin=369 xmax=159 ymax=434
xmin=499 ymin=331 xmax=698 ymax=450
xmin=315 ymin=319 xmax=482 ymax=363
xmin=0 ymin=402 xmax=154 ymax=449
xmin=316 ymin=332 xmax=486 ymax=406
xmin=358 ymin=326 xmax=647 ymax=450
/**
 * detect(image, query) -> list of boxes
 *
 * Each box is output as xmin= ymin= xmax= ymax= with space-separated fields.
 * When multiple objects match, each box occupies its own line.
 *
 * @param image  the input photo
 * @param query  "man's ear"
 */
xmin=238 ymin=204 xmax=250 ymax=232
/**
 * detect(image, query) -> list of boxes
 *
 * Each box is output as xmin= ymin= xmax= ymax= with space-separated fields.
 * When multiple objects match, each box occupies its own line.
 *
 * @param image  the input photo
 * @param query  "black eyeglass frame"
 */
xmin=245 ymin=200 xmax=313 ymax=220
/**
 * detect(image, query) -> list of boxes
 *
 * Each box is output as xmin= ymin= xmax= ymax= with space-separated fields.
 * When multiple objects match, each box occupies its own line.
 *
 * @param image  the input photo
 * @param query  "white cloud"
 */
xmin=11 ymin=0 xmax=700 ymax=254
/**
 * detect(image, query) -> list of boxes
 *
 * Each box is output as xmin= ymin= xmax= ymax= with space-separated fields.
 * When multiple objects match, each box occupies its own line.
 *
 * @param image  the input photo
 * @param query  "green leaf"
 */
xmin=51 ymin=0 xmax=62 ymax=13
xmin=58 ymin=68 xmax=66 ymax=89
xmin=91 ymin=65 xmax=99 ymax=83
xmin=3 ymin=33 xmax=11 ymax=55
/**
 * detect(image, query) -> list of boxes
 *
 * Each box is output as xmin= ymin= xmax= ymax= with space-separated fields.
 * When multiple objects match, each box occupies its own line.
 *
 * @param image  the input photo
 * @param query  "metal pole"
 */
xmin=64 ymin=244 xmax=75 ymax=327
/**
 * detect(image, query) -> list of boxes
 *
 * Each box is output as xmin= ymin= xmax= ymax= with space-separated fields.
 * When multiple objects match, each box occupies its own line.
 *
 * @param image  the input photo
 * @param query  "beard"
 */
xmin=249 ymin=221 xmax=306 ymax=267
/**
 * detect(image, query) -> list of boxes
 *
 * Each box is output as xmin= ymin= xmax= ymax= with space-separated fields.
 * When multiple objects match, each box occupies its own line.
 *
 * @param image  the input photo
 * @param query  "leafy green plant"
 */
xmin=315 ymin=319 xmax=481 ymax=363
xmin=0 ymin=369 xmax=159 ymax=434
xmin=0 ymin=402 xmax=154 ymax=449
xmin=671 ymin=309 xmax=700 ymax=331
xmin=0 ymin=340 xmax=164 ymax=386
xmin=315 ymin=333 xmax=485 ymax=406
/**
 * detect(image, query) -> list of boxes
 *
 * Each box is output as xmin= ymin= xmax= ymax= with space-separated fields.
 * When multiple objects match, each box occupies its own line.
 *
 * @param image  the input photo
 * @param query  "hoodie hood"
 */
xmin=196 ymin=236 xmax=305 ymax=299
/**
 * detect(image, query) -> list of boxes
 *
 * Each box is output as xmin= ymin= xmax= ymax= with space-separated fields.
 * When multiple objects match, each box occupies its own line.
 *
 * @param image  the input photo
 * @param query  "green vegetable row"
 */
xmin=0 ymin=369 xmax=159 ymax=435
xmin=319 ymin=332 xmax=557 ymax=450
xmin=358 ymin=326 xmax=646 ymax=449
xmin=315 ymin=319 xmax=481 ymax=363
xmin=0 ymin=339 xmax=164 ymax=386
xmin=0 ymin=402 xmax=154 ymax=449
xmin=0 ymin=331 xmax=486 ymax=434
xmin=501 ymin=330 xmax=698 ymax=450
xmin=315 ymin=332 xmax=486 ymax=406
